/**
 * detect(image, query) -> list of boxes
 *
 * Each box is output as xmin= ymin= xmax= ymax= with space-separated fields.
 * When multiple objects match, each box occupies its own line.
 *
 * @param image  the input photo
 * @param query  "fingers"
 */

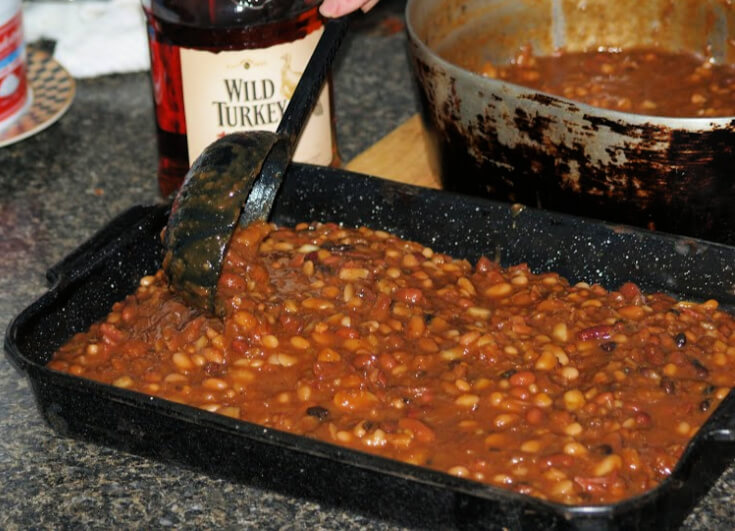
xmin=319 ymin=0 xmax=379 ymax=17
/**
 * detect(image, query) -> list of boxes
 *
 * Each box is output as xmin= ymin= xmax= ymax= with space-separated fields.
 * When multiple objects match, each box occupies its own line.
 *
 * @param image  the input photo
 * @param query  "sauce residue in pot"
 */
xmin=452 ymin=46 xmax=735 ymax=117
xmin=50 ymin=221 xmax=735 ymax=505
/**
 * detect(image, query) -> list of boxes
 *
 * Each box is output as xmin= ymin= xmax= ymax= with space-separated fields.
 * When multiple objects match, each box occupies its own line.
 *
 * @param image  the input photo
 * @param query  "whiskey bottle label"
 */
xmin=180 ymin=27 xmax=332 ymax=166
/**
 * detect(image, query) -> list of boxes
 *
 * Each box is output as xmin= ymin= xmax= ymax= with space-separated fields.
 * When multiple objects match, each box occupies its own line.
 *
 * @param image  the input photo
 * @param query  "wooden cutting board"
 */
xmin=344 ymin=114 xmax=441 ymax=189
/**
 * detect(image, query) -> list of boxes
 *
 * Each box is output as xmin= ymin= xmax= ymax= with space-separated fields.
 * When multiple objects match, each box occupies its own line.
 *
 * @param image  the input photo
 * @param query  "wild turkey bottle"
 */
xmin=142 ymin=0 xmax=338 ymax=197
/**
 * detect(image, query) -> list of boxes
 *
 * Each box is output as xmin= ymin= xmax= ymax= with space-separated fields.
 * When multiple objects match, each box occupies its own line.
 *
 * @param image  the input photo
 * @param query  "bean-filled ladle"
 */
xmin=162 ymin=15 xmax=352 ymax=314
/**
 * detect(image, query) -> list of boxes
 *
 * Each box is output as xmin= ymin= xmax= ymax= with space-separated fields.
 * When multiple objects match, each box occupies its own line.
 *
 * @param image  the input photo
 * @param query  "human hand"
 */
xmin=319 ymin=0 xmax=381 ymax=17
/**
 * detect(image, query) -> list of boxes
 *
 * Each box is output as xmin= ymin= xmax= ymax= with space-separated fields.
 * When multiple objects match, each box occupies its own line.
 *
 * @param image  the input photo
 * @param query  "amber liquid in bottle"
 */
xmin=143 ymin=0 xmax=338 ymax=197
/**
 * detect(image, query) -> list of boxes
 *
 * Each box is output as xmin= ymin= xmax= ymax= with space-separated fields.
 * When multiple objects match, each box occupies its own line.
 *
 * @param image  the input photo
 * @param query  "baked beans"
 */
xmin=49 ymin=221 xmax=735 ymax=504
xmin=449 ymin=46 xmax=735 ymax=117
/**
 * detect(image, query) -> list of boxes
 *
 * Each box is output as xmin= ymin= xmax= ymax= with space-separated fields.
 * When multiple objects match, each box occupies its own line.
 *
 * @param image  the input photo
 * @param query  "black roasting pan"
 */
xmin=6 ymin=163 xmax=735 ymax=530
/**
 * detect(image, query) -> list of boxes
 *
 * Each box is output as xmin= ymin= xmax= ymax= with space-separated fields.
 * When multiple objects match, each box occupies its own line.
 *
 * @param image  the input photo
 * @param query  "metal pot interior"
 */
xmin=409 ymin=0 xmax=735 ymax=69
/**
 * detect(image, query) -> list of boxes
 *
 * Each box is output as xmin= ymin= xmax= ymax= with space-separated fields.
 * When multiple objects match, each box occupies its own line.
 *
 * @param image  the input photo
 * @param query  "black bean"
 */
xmin=423 ymin=313 xmax=435 ymax=324
xmin=600 ymin=341 xmax=617 ymax=352
xmin=661 ymin=377 xmax=676 ymax=395
xmin=316 ymin=263 xmax=335 ymax=274
xmin=674 ymin=333 xmax=687 ymax=348
xmin=690 ymin=358 xmax=709 ymax=378
xmin=306 ymin=406 xmax=330 ymax=420
xmin=500 ymin=369 xmax=517 ymax=379
xmin=703 ymin=384 xmax=716 ymax=395
xmin=699 ymin=399 xmax=711 ymax=412
xmin=595 ymin=444 xmax=614 ymax=455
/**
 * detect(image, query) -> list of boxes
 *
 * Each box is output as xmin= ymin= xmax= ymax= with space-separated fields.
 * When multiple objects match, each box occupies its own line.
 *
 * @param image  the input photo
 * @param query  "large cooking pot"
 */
xmin=406 ymin=0 xmax=735 ymax=244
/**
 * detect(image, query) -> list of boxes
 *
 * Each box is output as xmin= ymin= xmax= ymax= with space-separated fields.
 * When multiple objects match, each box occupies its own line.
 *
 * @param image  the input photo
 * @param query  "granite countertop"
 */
xmin=1 ymin=1 xmax=734 ymax=529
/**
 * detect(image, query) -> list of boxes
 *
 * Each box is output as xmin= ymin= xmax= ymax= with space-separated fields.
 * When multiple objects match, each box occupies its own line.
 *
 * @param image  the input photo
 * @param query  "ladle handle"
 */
xmin=239 ymin=14 xmax=352 ymax=227
xmin=276 ymin=13 xmax=353 ymax=154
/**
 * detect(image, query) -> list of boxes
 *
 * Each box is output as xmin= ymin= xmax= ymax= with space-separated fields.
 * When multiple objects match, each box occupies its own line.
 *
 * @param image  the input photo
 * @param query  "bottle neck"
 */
xmin=149 ymin=0 xmax=322 ymax=28
xmin=147 ymin=6 xmax=325 ymax=50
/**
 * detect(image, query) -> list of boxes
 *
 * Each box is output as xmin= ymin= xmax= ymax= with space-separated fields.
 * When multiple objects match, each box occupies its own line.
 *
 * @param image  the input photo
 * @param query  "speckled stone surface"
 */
xmin=1 ymin=1 xmax=734 ymax=529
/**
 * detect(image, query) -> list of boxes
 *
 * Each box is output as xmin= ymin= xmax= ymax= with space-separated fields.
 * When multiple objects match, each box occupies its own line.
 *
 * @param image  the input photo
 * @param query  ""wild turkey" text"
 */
xmin=212 ymin=78 xmax=288 ymax=127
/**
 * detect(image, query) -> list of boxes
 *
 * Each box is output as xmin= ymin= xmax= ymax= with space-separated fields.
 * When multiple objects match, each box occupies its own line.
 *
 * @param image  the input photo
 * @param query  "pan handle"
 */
xmin=46 ymin=204 xmax=166 ymax=286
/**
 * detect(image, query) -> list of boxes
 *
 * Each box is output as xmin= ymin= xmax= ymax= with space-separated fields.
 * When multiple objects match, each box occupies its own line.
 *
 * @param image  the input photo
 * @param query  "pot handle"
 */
xmin=46 ymin=204 xmax=166 ymax=286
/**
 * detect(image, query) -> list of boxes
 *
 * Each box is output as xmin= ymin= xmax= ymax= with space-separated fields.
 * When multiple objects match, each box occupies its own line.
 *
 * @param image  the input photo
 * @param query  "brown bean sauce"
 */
xmin=450 ymin=46 xmax=735 ymax=117
xmin=49 ymin=221 xmax=735 ymax=505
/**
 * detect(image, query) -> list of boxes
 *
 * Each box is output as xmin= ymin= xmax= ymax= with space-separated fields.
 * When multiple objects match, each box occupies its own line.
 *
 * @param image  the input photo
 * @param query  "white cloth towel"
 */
xmin=23 ymin=0 xmax=149 ymax=78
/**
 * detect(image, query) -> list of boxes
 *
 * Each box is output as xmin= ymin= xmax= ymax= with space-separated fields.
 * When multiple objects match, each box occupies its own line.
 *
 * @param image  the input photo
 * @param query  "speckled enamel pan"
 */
xmin=6 ymin=164 xmax=735 ymax=530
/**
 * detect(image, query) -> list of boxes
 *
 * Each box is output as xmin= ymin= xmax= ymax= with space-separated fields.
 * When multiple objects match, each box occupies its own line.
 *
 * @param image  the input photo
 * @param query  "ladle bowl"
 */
xmin=162 ymin=15 xmax=352 ymax=313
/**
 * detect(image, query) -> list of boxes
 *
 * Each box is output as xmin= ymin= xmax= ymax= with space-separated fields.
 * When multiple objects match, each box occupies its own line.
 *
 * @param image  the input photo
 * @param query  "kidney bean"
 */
xmin=278 ymin=313 xmax=304 ymax=335
xmin=509 ymin=371 xmax=536 ymax=387
xmin=333 ymin=389 xmax=379 ymax=412
xmin=525 ymin=407 xmax=544 ymax=425
xmin=203 ymin=362 xmax=225 ymax=377
xmin=369 ymin=293 xmax=392 ymax=321
xmin=352 ymin=353 xmax=377 ymax=369
xmin=619 ymin=282 xmax=642 ymax=301
xmin=219 ymin=272 xmax=248 ymax=291
xmin=313 ymin=360 xmax=345 ymax=381
xmin=396 ymin=288 xmax=424 ymax=305
xmin=578 ymin=325 xmax=613 ymax=341
xmin=509 ymin=386 xmax=530 ymax=400
xmin=634 ymin=412 xmax=652 ymax=427
xmin=305 ymin=251 xmax=319 ymax=263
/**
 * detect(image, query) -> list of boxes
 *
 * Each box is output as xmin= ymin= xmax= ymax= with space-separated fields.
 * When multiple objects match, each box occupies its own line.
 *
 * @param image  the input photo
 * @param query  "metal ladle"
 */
xmin=162 ymin=15 xmax=352 ymax=314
